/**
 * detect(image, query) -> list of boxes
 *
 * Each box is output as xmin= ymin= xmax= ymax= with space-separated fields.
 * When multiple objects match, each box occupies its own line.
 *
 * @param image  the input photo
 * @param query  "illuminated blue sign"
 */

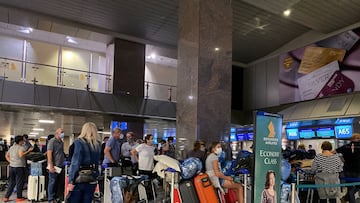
xmin=230 ymin=133 xmax=237 ymax=142
xmin=286 ymin=129 xmax=299 ymax=140
xmin=299 ymin=129 xmax=315 ymax=139
xmin=316 ymin=127 xmax=334 ymax=138
xmin=286 ymin=122 xmax=300 ymax=128
xmin=335 ymin=118 xmax=354 ymax=125
xmin=335 ymin=125 xmax=353 ymax=139
xmin=247 ymin=132 xmax=254 ymax=140
xmin=237 ymin=133 xmax=246 ymax=141
xmin=110 ymin=121 xmax=128 ymax=131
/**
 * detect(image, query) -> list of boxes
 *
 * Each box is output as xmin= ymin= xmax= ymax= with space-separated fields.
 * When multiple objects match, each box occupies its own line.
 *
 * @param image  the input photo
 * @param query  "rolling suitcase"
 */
xmin=27 ymin=175 xmax=46 ymax=201
xmin=179 ymin=180 xmax=199 ymax=203
xmin=193 ymin=173 xmax=219 ymax=203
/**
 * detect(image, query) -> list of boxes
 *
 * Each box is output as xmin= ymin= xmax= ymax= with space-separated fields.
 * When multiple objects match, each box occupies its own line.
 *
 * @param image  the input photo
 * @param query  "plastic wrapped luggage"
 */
xmin=30 ymin=162 xmax=43 ymax=176
xmin=27 ymin=175 xmax=46 ymax=201
xmin=193 ymin=173 xmax=219 ymax=203
xmin=110 ymin=176 xmax=126 ymax=203
xmin=179 ymin=180 xmax=199 ymax=203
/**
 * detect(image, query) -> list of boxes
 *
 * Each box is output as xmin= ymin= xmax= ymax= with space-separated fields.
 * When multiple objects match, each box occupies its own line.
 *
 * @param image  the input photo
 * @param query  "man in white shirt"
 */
xmin=121 ymin=132 xmax=139 ymax=174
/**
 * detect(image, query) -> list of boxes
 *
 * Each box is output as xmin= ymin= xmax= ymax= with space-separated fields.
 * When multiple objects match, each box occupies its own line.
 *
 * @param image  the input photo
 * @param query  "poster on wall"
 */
xmin=253 ymin=111 xmax=282 ymax=203
xmin=279 ymin=28 xmax=360 ymax=104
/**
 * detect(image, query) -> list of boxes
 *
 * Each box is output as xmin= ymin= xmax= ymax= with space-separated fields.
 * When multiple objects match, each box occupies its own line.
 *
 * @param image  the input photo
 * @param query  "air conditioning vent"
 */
xmin=327 ymin=97 xmax=347 ymax=112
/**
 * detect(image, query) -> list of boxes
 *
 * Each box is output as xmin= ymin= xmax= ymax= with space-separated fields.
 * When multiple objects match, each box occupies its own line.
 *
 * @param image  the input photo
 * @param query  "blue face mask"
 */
xmin=60 ymin=133 xmax=65 ymax=139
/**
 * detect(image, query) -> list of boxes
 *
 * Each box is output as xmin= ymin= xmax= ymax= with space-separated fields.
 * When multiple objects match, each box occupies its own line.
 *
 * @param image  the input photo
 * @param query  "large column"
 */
xmin=177 ymin=0 xmax=232 ymax=147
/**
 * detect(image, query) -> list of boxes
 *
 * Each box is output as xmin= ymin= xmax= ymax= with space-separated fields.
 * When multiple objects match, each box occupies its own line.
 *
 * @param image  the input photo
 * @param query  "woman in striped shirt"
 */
xmin=311 ymin=141 xmax=343 ymax=203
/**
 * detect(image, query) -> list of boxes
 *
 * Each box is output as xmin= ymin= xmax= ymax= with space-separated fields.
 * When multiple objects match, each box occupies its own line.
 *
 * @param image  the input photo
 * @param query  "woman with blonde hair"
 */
xmin=67 ymin=122 xmax=101 ymax=203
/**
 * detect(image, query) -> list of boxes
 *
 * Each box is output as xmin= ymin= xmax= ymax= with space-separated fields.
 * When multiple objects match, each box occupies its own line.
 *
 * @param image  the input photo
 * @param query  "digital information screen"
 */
xmin=237 ymin=133 xmax=247 ymax=141
xmin=299 ymin=129 xmax=315 ymax=139
xmin=335 ymin=125 xmax=353 ymax=139
xmin=247 ymin=132 xmax=254 ymax=140
xmin=316 ymin=127 xmax=335 ymax=138
xmin=286 ymin=128 xmax=299 ymax=140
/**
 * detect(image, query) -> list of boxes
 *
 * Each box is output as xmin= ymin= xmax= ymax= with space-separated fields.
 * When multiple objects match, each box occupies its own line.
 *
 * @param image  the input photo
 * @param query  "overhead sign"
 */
xmin=335 ymin=125 xmax=353 ymax=139
xmin=253 ymin=111 xmax=282 ymax=203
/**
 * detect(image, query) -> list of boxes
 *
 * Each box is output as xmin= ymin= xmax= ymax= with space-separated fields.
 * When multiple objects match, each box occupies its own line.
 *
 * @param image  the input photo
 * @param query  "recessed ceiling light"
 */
xmin=150 ymin=53 xmax=156 ymax=59
xmin=17 ymin=27 xmax=33 ymax=34
xmin=32 ymin=128 xmax=44 ymax=131
xmin=39 ymin=120 xmax=55 ymax=124
xmin=214 ymin=47 xmax=220 ymax=51
xmin=29 ymin=132 xmax=39 ymax=135
xmin=283 ymin=9 xmax=291 ymax=17
xmin=188 ymin=95 xmax=194 ymax=100
xmin=66 ymin=36 xmax=78 ymax=44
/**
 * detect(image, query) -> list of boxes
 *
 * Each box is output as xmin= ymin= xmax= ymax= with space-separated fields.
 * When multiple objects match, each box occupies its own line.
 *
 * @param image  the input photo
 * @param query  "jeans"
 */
xmin=66 ymin=183 xmax=96 ymax=203
xmin=48 ymin=170 xmax=65 ymax=201
xmin=5 ymin=167 xmax=26 ymax=198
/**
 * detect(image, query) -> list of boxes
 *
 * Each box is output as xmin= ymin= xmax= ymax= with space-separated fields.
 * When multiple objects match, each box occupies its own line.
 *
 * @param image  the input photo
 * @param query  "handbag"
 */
xmin=75 ymin=168 xmax=96 ymax=183
xmin=74 ymin=140 xmax=97 ymax=184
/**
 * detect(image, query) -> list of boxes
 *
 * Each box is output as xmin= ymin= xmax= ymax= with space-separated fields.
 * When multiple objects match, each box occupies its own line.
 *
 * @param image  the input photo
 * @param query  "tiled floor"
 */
xmin=0 ymin=184 xmax=167 ymax=203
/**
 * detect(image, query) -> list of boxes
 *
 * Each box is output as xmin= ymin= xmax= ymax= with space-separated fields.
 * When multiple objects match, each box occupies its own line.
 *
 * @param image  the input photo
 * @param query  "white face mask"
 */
xmin=215 ymin=147 xmax=222 ymax=155
xmin=120 ymin=134 xmax=124 ymax=139
xmin=200 ymin=146 xmax=206 ymax=152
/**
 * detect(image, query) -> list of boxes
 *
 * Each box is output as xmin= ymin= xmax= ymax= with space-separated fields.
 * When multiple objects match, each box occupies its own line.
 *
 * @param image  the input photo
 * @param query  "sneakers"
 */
xmin=16 ymin=197 xmax=27 ymax=202
xmin=3 ymin=197 xmax=9 ymax=202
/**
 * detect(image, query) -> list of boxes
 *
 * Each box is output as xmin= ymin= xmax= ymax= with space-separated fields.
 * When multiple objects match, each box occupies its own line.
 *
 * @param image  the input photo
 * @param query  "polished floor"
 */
xmin=0 ymin=183 xmax=167 ymax=203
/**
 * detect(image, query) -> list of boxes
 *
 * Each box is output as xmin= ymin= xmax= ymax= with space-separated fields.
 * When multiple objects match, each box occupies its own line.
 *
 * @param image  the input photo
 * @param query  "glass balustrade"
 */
xmin=144 ymin=81 xmax=177 ymax=102
xmin=0 ymin=56 xmax=176 ymax=101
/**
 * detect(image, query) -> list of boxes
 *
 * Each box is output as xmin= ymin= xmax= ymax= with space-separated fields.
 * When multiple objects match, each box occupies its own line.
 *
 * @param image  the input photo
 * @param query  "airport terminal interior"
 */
xmin=1 ymin=0 xmax=360 ymax=202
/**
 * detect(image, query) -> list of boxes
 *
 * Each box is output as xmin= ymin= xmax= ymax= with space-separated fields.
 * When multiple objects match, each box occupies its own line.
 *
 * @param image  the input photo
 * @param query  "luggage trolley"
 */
xmin=296 ymin=168 xmax=315 ymax=203
xmin=0 ymin=161 xmax=9 ymax=191
xmin=103 ymin=166 xmax=122 ymax=203
xmin=238 ymin=173 xmax=252 ymax=203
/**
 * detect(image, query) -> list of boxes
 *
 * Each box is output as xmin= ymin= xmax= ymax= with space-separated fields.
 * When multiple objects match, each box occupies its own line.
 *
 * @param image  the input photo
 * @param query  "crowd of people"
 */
xmin=5 ymin=123 xmax=360 ymax=203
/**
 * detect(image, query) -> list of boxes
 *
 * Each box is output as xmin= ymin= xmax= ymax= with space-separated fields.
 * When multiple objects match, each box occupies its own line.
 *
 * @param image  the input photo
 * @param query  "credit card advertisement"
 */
xmin=279 ymin=29 xmax=360 ymax=104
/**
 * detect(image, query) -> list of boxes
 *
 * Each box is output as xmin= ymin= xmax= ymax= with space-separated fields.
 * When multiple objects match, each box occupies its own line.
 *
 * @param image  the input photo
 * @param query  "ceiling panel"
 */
xmin=0 ymin=0 xmax=359 ymax=64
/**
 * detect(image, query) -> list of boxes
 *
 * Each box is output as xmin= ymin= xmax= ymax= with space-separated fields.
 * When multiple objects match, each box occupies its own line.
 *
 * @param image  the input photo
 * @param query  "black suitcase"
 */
xmin=179 ymin=180 xmax=200 ymax=203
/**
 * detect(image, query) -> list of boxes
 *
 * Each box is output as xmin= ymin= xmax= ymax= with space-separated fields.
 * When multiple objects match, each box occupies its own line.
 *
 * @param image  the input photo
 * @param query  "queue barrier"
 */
xmin=292 ymin=179 xmax=360 ymax=203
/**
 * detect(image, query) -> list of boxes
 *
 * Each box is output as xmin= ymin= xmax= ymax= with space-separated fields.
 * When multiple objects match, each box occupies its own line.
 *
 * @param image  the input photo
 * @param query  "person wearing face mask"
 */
xmin=186 ymin=141 xmax=207 ymax=171
xmin=205 ymin=142 xmax=244 ymax=203
xmin=121 ymin=132 xmax=139 ymax=174
xmin=47 ymin=128 xmax=65 ymax=203
xmin=131 ymin=134 xmax=155 ymax=178
xmin=103 ymin=128 xmax=122 ymax=166
xmin=336 ymin=133 xmax=360 ymax=203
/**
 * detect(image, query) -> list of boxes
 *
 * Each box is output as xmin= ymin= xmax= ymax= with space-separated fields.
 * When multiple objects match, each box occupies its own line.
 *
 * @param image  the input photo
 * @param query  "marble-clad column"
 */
xmin=177 ymin=0 xmax=232 ymax=148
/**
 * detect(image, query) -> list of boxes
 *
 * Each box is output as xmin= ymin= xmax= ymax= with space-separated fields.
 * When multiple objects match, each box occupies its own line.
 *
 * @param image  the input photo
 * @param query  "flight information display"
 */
xmin=299 ymin=129 xmax=315 ymax=139
xmin=316 ymin=127 xmax=335 ymax=138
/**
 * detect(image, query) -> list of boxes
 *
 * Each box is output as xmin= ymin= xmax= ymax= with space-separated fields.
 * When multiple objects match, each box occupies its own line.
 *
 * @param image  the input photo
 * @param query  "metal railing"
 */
xmin=0 ymin=56 xmax=177 ymax=101
xmin=145 ymin=81 xmax=177 ymax=102
xmin=0 ymin=56 xmax=112 ymax=93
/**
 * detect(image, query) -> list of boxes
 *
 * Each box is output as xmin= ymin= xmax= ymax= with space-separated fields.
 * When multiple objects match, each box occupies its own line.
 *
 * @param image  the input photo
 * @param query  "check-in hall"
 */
xmin=1 ymin=1 xmax=360 ymax=203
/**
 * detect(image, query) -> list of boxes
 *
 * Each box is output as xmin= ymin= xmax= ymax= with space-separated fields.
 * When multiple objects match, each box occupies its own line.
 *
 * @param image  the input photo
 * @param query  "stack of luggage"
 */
xmin=26 ymin=152 xmax=47 ymax=201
